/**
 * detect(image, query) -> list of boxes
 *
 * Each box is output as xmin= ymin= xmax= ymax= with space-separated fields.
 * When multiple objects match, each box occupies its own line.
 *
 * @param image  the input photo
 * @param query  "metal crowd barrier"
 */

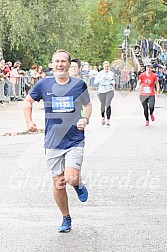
xmin=0 ymin=74 xmax=56 ymax=103
xmin=0 ymin=76 xmax=42 ymax=102
xmin=0 ymin=79 xmax=5 ymax=101
xmin=115 ymin=75 xmax=121 ymax=90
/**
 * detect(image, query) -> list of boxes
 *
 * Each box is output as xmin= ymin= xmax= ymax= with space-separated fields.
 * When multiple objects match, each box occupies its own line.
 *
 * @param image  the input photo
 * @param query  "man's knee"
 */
xmin=65 ymin=168 xmax=81 ymax=186
xmin=53 ymin=175 xmax=66 ymax=190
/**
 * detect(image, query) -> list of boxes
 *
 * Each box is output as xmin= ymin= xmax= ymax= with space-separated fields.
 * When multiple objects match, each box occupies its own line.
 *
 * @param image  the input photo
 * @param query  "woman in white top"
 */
xmin=94 ymin=61 xmax=115 ymax=126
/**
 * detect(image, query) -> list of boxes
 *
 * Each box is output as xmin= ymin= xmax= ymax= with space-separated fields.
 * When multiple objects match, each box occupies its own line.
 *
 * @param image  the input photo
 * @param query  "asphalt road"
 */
xmin=0 ymin=90 xmax=167 ymax=252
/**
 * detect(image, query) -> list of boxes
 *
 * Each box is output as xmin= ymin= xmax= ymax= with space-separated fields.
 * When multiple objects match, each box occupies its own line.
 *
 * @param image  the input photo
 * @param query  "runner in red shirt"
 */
xmin=136 ymin=63 xmax=160 ymax=126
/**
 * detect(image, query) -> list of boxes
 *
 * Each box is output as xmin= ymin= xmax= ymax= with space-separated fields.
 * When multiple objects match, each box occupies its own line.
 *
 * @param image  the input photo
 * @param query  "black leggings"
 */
xmin=139 ymin=95 xmax=155 ymax=120
xmin=98 ymin=91 xmax=114 ymax=119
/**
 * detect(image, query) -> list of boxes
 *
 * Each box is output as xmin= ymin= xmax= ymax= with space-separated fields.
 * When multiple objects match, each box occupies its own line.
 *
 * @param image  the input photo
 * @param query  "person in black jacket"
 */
xmin=129 ymin=67 xmax=137 ymax=92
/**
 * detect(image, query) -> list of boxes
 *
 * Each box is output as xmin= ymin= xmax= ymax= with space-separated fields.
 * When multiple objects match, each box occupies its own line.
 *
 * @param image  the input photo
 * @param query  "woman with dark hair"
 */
xmin=136 ymin=63 xmax=160 ymax=126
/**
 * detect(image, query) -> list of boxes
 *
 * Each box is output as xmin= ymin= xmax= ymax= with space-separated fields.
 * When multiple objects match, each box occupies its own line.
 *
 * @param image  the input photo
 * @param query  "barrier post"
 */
xmin=0 ymin=79 xmax=5 ymax=102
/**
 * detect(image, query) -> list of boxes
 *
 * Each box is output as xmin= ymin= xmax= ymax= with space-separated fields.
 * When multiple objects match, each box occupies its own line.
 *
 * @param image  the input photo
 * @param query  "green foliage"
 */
xmin=0 ymin=0 xmax=166 ymax=68
xmin=113 ymin=0 xmax=167 ymax=37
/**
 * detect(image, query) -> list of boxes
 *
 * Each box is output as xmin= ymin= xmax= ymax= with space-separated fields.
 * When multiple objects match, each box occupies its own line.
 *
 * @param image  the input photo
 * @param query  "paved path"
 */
xmin=0 ymin=90 xmax=167 ymax=252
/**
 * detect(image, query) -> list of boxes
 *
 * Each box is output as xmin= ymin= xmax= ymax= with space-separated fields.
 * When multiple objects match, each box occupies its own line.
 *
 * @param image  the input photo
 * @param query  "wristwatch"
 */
xmin=82 ymin=116 xmax=89 ymax=124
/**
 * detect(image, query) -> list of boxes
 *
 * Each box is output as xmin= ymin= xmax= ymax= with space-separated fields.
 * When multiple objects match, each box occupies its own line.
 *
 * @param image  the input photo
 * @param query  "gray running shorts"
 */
xmin=45 ymin=147 xmax=84 ymax=177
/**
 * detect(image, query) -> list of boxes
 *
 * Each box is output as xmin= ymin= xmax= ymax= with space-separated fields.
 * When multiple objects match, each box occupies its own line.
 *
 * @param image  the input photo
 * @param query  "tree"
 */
xmin=111 ymin=0 xmax=167 ymax=37
xmin=0 ymin=0 xmax=166 ymax=68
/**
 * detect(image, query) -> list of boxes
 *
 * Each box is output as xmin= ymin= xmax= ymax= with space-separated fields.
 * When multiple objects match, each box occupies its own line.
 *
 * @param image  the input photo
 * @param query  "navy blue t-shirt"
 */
xmin=30 ymin=76 xmax=90 ymax=149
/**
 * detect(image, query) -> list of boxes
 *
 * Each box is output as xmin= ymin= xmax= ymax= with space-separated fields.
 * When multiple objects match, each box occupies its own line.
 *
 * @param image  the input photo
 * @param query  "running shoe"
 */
xmin=74 ymin=183 xmax=88 ymax=202
xmin=58 ymin=215 xmax=71 ymax=233
xmin=145 ymin=120 xmax=149 ymax=126
xmin=150 ymin=114 xmax=155 ymax=121
xmin=106 ymin=119 xmax=110 ymax=126
xmin=102 ymin=118 xmax=105 ymax=125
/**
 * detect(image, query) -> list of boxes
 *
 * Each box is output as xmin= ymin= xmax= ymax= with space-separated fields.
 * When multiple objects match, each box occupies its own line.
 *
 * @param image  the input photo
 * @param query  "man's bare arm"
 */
xmin=77 ymin=102 xmax=92 ymax=131
xmin=24 ymin=94 xmax=37 ymax=132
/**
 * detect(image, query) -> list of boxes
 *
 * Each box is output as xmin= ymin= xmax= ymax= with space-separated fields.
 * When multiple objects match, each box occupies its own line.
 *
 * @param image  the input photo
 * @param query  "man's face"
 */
xmin=52 ymin=52 xmax=70 ymax=78
xmin=146 ymin=65 xmax=153 ymax=72
xmin=69 ymin=62 xmax=79 ymax=77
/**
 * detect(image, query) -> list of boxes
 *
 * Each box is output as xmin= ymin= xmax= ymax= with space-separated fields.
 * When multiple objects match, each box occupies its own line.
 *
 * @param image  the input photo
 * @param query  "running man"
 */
xmin=24 ymin=50 xmax=92 ymax=232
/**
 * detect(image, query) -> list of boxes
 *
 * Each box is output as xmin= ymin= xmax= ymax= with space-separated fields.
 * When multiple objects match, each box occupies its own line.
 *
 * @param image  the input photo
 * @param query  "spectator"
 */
xmin=121 ymin=65 xmax=129 ymax=90
xmin=148 ymin=38 xmax=153 ymax=58
xmin=153 ymin=39 xmax=160 ymax=58
xmin=37 ymin=66 xmax=46 ymax=78
xmin=163 ymin=67 xmax=167 ymax=92
xmin=156 ymin=67 xmax=163 ymax=90
xmin=160 ymin=50 xmax=167 ymax=65
xmin=29 ymin=64 xmax=39 ymax=86
xmin=89 ymin=66 xmax=98 ymax=87
xmin=2 ymin=62 xmax=11 ymax=97
xmin=140 ymin=36 xmax=149 ymax=57
xmin=43 ymin=62 xmax=53 ymax=76
xmin=112 ymin=65 xmax=121 ymax=90
xmin=97 ymin=65 xmax=103 ymax=72
xmin=129 ymin=67 xmax=137 ymax=92
xmin=134 ymin=45 xmax=141 ymax=58
xmin=9 ymin=61 xmax=21 ymax=98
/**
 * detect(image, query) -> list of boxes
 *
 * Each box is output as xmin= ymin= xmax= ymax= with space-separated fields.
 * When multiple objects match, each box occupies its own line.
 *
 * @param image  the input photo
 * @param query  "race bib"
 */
xmin=143 ymin=86 xmax=151 ymax=94
xmin=52 ymin=96 xmax=74 ymax=112
xmin=105 ymin=84 xmax=112 ymax=90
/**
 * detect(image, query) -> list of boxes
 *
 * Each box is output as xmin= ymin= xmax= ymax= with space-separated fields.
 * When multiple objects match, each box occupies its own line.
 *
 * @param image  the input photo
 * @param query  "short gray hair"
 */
xmin=103 ymin=61 xmax=110 ymax=65
xmin=52 ymin=50 xmax=71 ymax=63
